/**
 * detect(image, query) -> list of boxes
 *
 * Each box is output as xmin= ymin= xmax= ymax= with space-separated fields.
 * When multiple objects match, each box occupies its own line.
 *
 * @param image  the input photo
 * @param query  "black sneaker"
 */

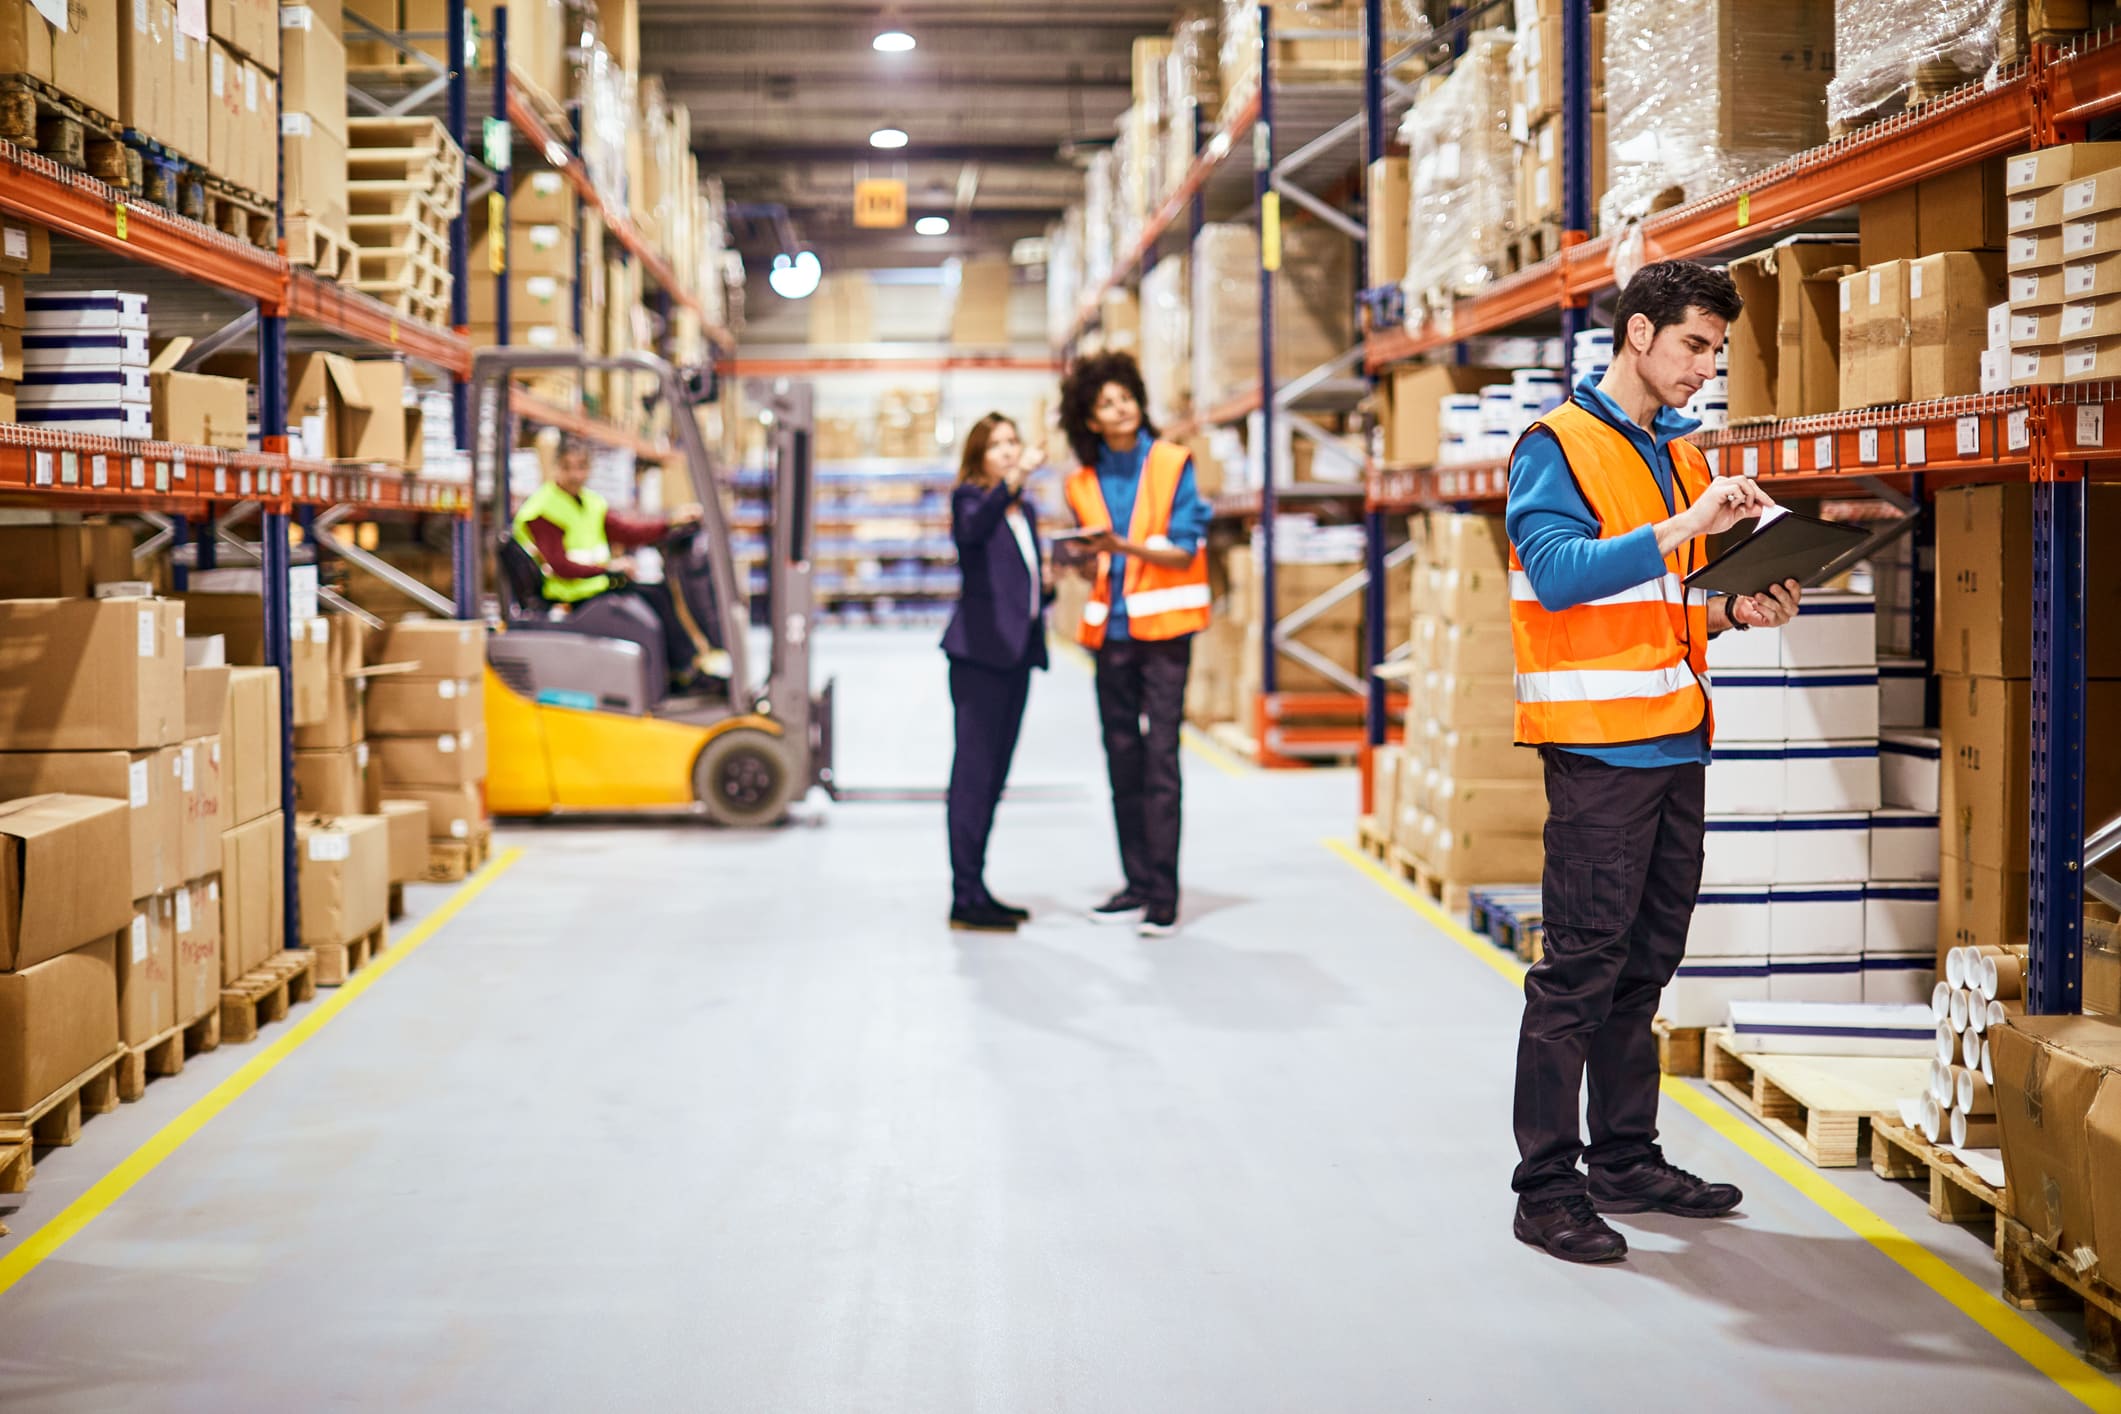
xmin=1138 ymin=905 xmax=1177 ymax=938
xmin=1513 ymin=1194 xmax=1629 ymax=1264
xmin=1091 ymin=890 xmax=1147 ymax=925
xmin=983 ymin=897 xmax=1031 ymax=923
xmin=1589 ymin=1159 xmax=1742 ymax=1217
xmin=949 ymin=903 xmax=1019 ymax=934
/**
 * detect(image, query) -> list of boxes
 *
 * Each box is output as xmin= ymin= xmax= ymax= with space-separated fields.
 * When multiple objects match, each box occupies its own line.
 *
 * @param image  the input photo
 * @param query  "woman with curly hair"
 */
xmin=1057 ymin=350 xmax=1214 ymax=937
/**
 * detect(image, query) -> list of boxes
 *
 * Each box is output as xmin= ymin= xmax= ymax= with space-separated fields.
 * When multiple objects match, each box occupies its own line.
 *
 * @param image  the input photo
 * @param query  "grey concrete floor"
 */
xmin=0 ymin=627 xmax=2112 ymax=1412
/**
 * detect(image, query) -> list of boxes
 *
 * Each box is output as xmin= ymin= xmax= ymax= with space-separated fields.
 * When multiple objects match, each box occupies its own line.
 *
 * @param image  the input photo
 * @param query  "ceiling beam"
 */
xmin=695 ymin=142 xmax=1070 ymax=166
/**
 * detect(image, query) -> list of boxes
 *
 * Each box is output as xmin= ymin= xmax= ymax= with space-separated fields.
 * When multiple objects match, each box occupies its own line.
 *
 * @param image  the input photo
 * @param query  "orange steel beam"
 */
xmin=726 ymin=356 xmax=1063 ymax=376
xmin=286 ymin=271 xmax=474 ymax=377
xmin=511 ymin=388 xmax=673 ymax=460
xmin=1365 ymin=260 xmax=1569 ymax=371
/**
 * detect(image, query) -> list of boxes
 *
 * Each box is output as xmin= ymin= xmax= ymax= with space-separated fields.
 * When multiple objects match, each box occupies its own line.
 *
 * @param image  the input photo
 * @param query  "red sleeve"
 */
xmin=604 ymin=508 xmax=669 ymax=551
xmin=526 ymin=517 xmax=607 ymax=580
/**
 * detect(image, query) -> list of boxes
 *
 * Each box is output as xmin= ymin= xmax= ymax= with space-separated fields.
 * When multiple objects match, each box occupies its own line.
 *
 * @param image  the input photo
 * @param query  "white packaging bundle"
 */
xmin=1826 ymin=0 xmax=2001 ymax=134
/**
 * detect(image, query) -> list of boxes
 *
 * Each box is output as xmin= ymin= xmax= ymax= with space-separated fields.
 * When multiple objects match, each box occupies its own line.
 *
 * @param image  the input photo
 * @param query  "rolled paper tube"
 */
xmin=1951 ymin=1110 xmax=2001 ymax=1149
xmin=1933 ymin=981 xmax=1955 ymax=1021
xmin=1946 ymin=948 xmax=1971 ymax=990
xmin=1969 ymin=998 xmax=1989 ymax=1035
xmin=1950 ymin=988 xmax=1971 ymax=1033
xmin=1986 ymin=954 xmax=2023 ymax=1002
xmin=1937 ymin=1021 xmax=1959 ymax=1065
xmin=1958 ymin=1067 xmax=1996 ymax=1118
xmin=1950 ymin=1064 xmax=1972 ymax=1106
xmin=1981 ymin=1038 xmax=1995 ymax=1086
xmin=1922 ymin=1092 xmax=1945 ymax=1144
xmin=1988 ymin=1000 xmax=2009 ymax=1031
xmin=1931 ymin=1058 xmax=1955 ymax=1105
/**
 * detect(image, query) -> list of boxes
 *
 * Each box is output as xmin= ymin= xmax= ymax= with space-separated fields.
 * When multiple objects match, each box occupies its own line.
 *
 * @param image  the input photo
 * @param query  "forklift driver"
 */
xmin=513 ymin=434 xmax=711 ymax=693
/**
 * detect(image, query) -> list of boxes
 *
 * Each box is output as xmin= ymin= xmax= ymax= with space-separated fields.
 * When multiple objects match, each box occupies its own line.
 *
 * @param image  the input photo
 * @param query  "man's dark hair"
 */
xmin=1611 ymin=259 xmax=1743 ymax=351
xmin=555 ymin=431 xmax=590 ymax=463
xmin=1059 ymin=350 xmax=1158 ymax=466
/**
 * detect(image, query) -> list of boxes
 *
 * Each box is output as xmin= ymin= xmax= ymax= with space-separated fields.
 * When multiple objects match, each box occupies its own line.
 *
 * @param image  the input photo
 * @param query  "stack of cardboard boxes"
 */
xmin=209 ymin=0 xmax=281 ymax=201
xmin=471 ymin=171 xmax=581 ymax=352
xmin=1509 ymin=0 xmax=1606 ymax=232
xmin=2004 ymin=142 xmax=2121 ymax=385
xmin=1725 ymin=237 xmax=1856 ymax=421
xmin=0 ymin=218 xmax=38 ymax=421
xmin=1390 ymin=513 xmax=1545 ymax=892
xmin=375 ymin=620 xmax=489 ymax=858
xmin=1192 ymin=222 xmax=1352 ymax=411
xmin=279 ymin=5 xmax=350 ymax=242
xmin=21 ymin=293 xmax=153 ymax=440
xmin=286 ymin=351 xmax=413 ymax=466
xmin=1934 ymin=484 xmax=2121 ymax=957
xmin=1993 ymin=1012 xmax=2121 ymax=1292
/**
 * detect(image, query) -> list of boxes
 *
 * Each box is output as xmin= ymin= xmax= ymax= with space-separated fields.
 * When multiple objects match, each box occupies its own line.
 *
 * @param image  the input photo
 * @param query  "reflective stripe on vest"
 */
xmin=1063 ymin=440 xmax=1211 ymax=649
xmin=1506 ymin=402 xmax=1715 ymax=747
xmin=512 ymin=481 xmax=614 ymax=602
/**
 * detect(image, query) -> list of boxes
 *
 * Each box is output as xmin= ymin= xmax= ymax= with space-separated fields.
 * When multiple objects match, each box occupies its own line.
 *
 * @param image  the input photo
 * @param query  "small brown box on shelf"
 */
xmin=384 ymin=785 xmax=481 ymax=843
xmin=378 ymin=799 xmax=429 ymax=883
xmin=0 ymin=938 xmax=119 ymax=1114
xmin=220 ymin=666 xmax=282 ymax=827
xmin=293 ymin=745 xmax=369 ymax=817
xmin=0 ymin=599 xmax=186 ymax=751
xmin=295 ymin=815 xmax=389 ymax=947
xmin=0 ymin=748 xmax=184 ymax=903
xmin=218 ymin=810 xmax=284 ymax=982
xmin=1909 ymin=251 xmax=2007 ymax=402
xmin=0 ymin=795 xmax=135 ymax=973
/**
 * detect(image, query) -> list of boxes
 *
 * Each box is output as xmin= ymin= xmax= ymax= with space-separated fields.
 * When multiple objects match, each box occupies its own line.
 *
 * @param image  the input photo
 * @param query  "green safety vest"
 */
xmin=513 ymin=481 xmax=613 ymax=602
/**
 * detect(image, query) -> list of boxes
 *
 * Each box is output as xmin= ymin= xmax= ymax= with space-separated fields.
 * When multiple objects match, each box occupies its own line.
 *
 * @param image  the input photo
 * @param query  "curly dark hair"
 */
xmin=1059 ymin=351 xmax=1158 ymax=466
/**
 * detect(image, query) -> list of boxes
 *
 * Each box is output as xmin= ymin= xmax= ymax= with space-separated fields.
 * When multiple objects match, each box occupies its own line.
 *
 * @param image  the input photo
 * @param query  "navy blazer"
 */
xmin=941 ymin=478 xmax=1050 ymax=671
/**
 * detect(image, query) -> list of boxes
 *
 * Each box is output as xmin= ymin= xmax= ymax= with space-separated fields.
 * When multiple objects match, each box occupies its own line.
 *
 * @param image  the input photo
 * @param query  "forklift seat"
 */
xmin=495 ymin=533 xmax=671 ymax=709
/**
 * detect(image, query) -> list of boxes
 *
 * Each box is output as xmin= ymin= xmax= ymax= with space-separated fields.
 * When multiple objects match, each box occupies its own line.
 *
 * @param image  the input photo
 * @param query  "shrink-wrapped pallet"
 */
xmin=1191 ymin=222 xmax=1354 ymax=411
xmin=1164 ymin=10 xmax=1222 ymax=202
xmin=1400 ymin=30 xmax=1516 ymax=305
xmin=1082 ymin=149 xmax=1118 ymax=290
xmin=1046 ymin=211 xmax=1085 ymax=347
xmin=1601 ymin=0 xmax=1835 ymax=231
xmin=1140 ymin=256 xmax=1193 ymax=428
xmin=1219 ymin=1 xmax=1430 ymax=126
xmin=1828 ymin=0 xmax=2001 ymax=134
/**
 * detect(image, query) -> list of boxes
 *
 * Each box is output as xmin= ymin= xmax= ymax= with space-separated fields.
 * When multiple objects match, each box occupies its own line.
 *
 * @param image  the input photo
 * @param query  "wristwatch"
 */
xmin=1721 ymin=594 xmax=1750 ymax=631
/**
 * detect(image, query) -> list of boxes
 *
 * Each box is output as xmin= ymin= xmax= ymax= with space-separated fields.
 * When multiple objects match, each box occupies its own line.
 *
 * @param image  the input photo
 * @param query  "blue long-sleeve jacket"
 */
xmin=1504 ymin=376 xmax=1711 ymax=768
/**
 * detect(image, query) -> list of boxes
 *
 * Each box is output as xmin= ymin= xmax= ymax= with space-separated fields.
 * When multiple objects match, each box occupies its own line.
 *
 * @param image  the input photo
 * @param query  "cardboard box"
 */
xmin=292 ymin=614 xmax=378 ymax=751
xmin=169 ymin=15 xmax=206 ymax=163
xmin=277 ymin=6 xmax=344 ymax=138
xmin=367 ymin=675 xmax=482 ymax=734
xmin=378 ymin=798 xmax=429 ymax=883
xmin=173 ymin=875 xmax=220 ymax=1025
xmin=207 ymin=40 xmax=238 ymax=187
xmin=1859 ymin=186 xmax=1919 ymax=268
xmin=1519 ymin=109 xmax=1607 ymax=227
xmin=468 ymin=272 xmax=576 ymax=326
xmin=1864 ymin=261 xmax=1912 ymax=406
xmin=1909 ymin=251 xmax=2007 ymax=402
xmin=510 ymin=222 xmax=574 ymax=280
xmin=0 ymin=597 xmax=185 ymax=750
xmin=1939 ymin=851 xmax=2026 ymax=954
xmin=223 ymin=666 xmax=282 ymax=826
xmin=385 ymin=785 xmax=481 ymax=841
xmin=510 ymin=168 xmax=577 ymax=226
xmin=182 ymin=735 xmax=223 ymax=881
xmin=2004 ymin=142 xmax=2121 ymax=196
xmin=117 ymin=895 xmax=177 ymax=1045
xmin=0 ymin=0 xmax=121 ymax=123
xmin=294 ymin=744 xmax=368 ymax=816
xmin=0 ymin=937 xmax=118 ymax=1112
xmin=184 ymin=664 xmax=229 ymax=739
xmin=295 ymin=814 xmax=389 ymax=946
xmin=1919 ymin=158 xmax=2008 ymax=254
xmin=0 ymin=794 xmax=134 ymax=972
xmin=1935 ymin=484 xmax=2121 ymax=677
xmin=1991 ymin=1014 xmax=2121 ymax=1277
xmin=1381 ymin=364 xmax=1505 ymax=469
xmin=1366 ymin=156 xmax=1408 ymax=292
xmin=1423 ymin=823 xmax=1543 ymax=885
xmin=381 ymin=619 xmax=485 ymax=677
xmin=119 ymin=0 xmax=173 ymax=142
xmin=281 ymin=117 xmax=347 ymax=229
xmin=287 ymin=615 xmax=332 ymax=727
xmin=1940 ymin=675 xmax=2121 ymax=872
xmin=148 ymin=339 xmax=249 ymax=450
xmin=0 ymin=524 xmax=137 ymax=598
xmin=1727 ymin=238 xmax=1857 ymax=422
xmin=0 ymin=748 xmax=184 ymax=902
xmin=286 ymin=351 xmax=372 ymax=462
xmin=342 ymin=359 xmax=407 ymax=465
xmin=0 ymin=218 xmax=49 ymax=275
xmin=209 ymin=0 xmax=274 ymax=63
xmin=218 ymin=810 xmax=283 ymax=982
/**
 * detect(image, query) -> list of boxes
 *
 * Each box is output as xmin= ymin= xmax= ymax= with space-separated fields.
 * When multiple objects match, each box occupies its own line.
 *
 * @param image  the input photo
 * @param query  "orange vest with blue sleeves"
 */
xmin=1063 ymin=439 xmax=1212 ymax=649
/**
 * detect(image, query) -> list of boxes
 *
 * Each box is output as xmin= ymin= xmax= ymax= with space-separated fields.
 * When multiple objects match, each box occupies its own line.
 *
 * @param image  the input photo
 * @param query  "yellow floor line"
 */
xmin=1322 ymin=835 xmax=2121 ymax=1412
xmin=0 ymin=847 xmax=526 ymax=1301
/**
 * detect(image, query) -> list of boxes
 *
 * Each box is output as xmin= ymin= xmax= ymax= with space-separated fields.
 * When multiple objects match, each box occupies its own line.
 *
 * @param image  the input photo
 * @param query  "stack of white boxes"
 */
xmin=18 ymin=292 xmax=154 ymax=439
xmin=1664 ymin=592 xmax=1942 ymax=1027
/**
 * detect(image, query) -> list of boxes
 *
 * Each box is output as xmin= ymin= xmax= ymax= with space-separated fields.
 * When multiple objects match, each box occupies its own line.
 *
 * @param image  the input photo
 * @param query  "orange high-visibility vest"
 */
xmin=1064 ymin=439 xmax=1211 ymax=649
xmin=1507 ymin=402 xmax=1716 ymax=747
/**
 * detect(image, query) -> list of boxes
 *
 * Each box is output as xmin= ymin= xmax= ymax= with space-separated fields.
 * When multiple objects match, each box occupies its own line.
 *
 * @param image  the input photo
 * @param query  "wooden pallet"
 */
xmin=1999 ymin=1215 xmax=2121 ymax=1371
xmin=1355 ymin=814 xmax=1389 ymax=859
xmin=389 ymin=881 xmax=407 ymax=921
xmin=1503 ymin=221 xmax=1565 ymax=276
xmin=1382 ymin=845 xmax=1475 ymax=919
xmin=115 ymin=1022 xmax=190 ymax=1103
xmin=0 ymin=74 xmax=129 ymax=186
xmin=1653 ymin=1019 xmax=1707 ymax=1078
xmin=0 ymin=1126 xmax=30 ymax=1204
xmin=312 ymin=922 xmax=389 ymax=987
xmin=219 ymin=949 xmax=318 ymax=1046
xmin=1469 ymin=886 xmax=1544 ymax=961
xmin=1869 ymin=1115 xmax=2007 ymax=1226
xmin=424 ymin=824 xmax=494 ymax=883
xmin=285 ymin=212 xmax=356 ymax=279
xmin=202 ymin=181 xmax=276 ymax=251
xmin=350 ymin=280 xmax=450 ymax=323
xmin=0 ymin=1047 xmax=124 ymax=1159
xmin=1704 ymin=1029 xmax=1928 ymax=1167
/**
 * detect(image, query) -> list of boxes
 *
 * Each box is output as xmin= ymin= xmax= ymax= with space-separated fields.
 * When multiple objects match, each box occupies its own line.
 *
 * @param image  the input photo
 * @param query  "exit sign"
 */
xmin=854 ymin=179 xmax=907 ymax=228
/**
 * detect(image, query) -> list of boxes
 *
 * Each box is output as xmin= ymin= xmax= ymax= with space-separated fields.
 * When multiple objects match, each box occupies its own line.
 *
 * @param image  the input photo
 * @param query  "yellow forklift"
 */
xmin=473 ymin=348 xmax=833 ymax=826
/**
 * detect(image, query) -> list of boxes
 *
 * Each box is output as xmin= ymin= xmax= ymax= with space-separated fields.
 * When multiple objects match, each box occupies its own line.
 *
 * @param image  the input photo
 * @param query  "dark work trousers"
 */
xmin=947 ymin=655 xmax=1034 ymax=908
xmin=1093 ymin=634 xmax=1192 ymax=908
xmin=611 ymin=582 xmax=697 ymax=677
xmin=1512 ymin=746 xmax=1707 ymax=1200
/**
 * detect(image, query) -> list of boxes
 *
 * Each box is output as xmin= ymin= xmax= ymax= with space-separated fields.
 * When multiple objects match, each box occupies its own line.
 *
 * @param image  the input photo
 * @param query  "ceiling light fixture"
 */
xmin=873 ymin=29 xmax=915 ymax=52
xmin=869 ymin=127 xmax=909 ymax=149
xmin=769 ymin=250 xmax=822 ymax=300
xmin=914 ymin=215 xmax=950 ymax=236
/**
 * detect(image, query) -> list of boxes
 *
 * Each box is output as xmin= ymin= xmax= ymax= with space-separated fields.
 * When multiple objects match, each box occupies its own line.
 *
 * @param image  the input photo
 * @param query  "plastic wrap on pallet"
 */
xmin=1046 ymin=209 xmax=1085 ymax=342
xmin=1083 ymin=149 xmax=1118 ymax=290
xmin=1113 ymin=112 xmax=1146 ymax=265
xmin=1191 ymin=222 xmax=1353 ymax=411
xmin=1826 ymin=0 xmax=2001 ymax=133
xmin=1140 ymin=255 xmax=1193 ymax=427
xmin=1164 ymin=10 xmax=1222 ymax=201
xmin=577 ymin=42 xmax=632 ymax=217
xmin=1399 ymin=30 xmax=1516 ymax=308
xmin=1219 ymin=1 xmax=1428 ymax=125
xmin=1600 ymin=0 xmax=1835 ymax=232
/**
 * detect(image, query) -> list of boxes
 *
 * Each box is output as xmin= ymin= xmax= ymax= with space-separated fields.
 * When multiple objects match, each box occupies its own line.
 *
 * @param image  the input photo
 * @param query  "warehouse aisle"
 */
xmin=0 ymin=628 xmax=2107 ymax=1411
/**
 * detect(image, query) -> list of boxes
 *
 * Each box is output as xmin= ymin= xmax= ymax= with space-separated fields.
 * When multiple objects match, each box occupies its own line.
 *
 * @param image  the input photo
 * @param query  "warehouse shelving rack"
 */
xmin=1056 ymin=5 xmax=1399 ymax=767
xmin=1359 ymin=12 xmax=2121 ymax=1012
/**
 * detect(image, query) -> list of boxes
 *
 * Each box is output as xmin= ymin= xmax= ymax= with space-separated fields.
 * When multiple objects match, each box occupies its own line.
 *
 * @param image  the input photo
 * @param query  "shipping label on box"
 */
xmin=174 ymin=875 xmax=221 ymax=1027
xmin=295 ymin=814 xmax=389 ymax=947
xmin=117 ymin=896 xmax=177 ymax=1046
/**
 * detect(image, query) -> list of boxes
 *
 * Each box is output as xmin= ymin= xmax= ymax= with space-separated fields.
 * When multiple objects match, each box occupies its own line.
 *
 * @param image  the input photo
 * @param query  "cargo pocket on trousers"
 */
xmin=1542 ymin=822 xmax=1630 ymax=938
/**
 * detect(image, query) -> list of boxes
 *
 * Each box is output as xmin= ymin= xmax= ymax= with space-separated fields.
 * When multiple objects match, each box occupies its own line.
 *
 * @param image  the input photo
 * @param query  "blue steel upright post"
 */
xmin=1255 ymin=1 xmax=1278 ymax=699
xmin=494 ymin=5 xmax=512 ymax=350
xmin=1557 ymin=0 xmax=1592 ymax=387
xmin=448 ymin=0 xmax=481 ymax=618
xmin=258 ymin=312 xmax=300 ymax=953
xmin=1361 ymin=0 xmax=1388 ymax=755
xmin=2028 ymin=432 xmax=2087 ymax=1014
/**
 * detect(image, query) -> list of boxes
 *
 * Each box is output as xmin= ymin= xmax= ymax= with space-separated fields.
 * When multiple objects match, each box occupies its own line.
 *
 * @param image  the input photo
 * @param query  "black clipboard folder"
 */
xmin=1682 ymin=508 xmax=1870 ymax=598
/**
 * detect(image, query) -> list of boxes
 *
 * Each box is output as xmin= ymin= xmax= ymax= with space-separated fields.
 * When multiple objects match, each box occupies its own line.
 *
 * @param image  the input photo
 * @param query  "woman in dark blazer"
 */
xmin=941 ymin=413 xmax=1049 ymax=932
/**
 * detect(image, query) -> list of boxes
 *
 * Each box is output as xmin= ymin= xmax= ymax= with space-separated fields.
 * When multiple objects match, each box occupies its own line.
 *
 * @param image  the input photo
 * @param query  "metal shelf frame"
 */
xmin=1360 ymin=25 xmax=2121 ymax=1010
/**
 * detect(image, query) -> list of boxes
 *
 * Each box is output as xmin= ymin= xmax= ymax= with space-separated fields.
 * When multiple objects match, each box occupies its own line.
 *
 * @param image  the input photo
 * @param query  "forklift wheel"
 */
xmin=693 ymin=729 xmax=796 ymax=828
